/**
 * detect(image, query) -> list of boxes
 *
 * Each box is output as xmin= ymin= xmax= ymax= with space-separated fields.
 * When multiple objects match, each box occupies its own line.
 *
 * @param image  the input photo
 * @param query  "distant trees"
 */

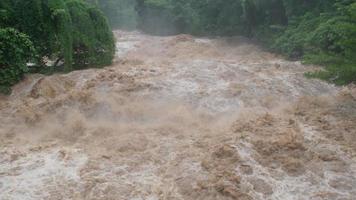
xmin=88 ymin=0 xmax=138 ymax=29
xmin=133 ymin=0 xmax=356 ymax=84
xmin=135 ymin=0 xmax=180 ymax=35
xmin=0 ymin=0 xmax=115 ymax=94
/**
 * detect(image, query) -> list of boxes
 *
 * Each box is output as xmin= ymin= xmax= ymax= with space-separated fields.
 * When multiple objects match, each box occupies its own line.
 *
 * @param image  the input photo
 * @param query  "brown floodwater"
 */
xmin=0 ymin=31 xmax=355 ymax=200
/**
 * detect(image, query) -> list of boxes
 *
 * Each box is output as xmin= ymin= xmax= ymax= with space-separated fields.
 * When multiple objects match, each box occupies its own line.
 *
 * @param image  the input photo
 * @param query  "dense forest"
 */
xmin=1 ymin=0 xmax=355 ymax=94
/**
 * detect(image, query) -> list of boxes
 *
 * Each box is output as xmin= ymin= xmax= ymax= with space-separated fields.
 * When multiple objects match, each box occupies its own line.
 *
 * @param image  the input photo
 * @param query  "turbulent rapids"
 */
xmin=1 ymin=31 xmax=356 ymax=200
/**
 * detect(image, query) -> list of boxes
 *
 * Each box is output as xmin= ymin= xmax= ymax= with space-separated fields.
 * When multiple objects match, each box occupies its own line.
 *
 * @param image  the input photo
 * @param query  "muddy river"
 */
xmin=0 ymin=31 xmax=356 ymax=200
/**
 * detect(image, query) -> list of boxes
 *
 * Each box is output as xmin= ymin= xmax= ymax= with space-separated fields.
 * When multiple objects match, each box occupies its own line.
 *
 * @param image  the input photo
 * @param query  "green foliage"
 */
xmin=304 ymin=53 xmax=356 ymax=85
xmin=0 ymin=0 xmax=114 ymax=94
xmin=135 ymin=0 xmax=251 ymax=36
xmin=135 ymin=0 xmax=178 ymax=35
xmin=48 ymin=0 xmax=74 ymax=71
xmin=87 ymin=0 xmax=138 ymax=30
xmin=132 ymin=0 xmax=356 ymax=84
xmin=271 ymin=1 xmax=356 ymax=85
xmin=0 ymin=28 xmax=35 ymax=94
xmin=1 ymin=0 xmax=355 ymax=86
xmin=0 ymin=0 xmax=115 ymax=73
xmin=67 ymin=0 xmax=115 ymax=68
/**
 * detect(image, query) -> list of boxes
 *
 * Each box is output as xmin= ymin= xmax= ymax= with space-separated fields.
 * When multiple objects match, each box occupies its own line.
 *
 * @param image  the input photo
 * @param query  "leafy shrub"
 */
xmin=0 ymin=28 xmax=35 ymax=94
xmin=67 ymin=0 xmax=115 ymax=68
xmin=1 ymin=0 xmax=115 ymax=72
xmin=266 ymin=1 xmax=356 ymax=85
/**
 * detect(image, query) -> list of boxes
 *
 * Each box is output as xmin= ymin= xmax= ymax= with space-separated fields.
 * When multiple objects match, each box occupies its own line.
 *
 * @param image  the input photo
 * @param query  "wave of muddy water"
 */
xmin=1 ymin=31 xmax=356 ymax=200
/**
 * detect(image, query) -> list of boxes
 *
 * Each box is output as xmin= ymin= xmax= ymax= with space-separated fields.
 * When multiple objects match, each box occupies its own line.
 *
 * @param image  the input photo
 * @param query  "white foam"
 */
xmin=0 ymin=148 xmax=87 ymax=200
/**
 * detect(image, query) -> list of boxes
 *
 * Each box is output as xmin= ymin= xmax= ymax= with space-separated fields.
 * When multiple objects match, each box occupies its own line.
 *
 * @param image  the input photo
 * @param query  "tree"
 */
xmin=0 ymin=28 xmax=35 ymax=94
xmin=0 ymin=0 xmax=115 ymax=93
xmin=67 ymin=0 xmax=115 ymax=68
xmin=0 ymin=0 xmax=114 ymax=71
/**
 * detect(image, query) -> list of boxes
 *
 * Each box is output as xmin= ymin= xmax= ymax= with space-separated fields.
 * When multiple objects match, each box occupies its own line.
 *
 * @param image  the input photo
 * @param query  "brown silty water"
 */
xmin=0 ymin=31 xmax=356 ymax=200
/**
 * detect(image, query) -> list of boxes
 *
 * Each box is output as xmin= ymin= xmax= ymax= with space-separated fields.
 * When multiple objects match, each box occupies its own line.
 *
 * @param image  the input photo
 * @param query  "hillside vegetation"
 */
xmin=0 ymin=0 xmax=115 ymax=94
xmin=132 ymin=0 xmax=356 ymax=85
